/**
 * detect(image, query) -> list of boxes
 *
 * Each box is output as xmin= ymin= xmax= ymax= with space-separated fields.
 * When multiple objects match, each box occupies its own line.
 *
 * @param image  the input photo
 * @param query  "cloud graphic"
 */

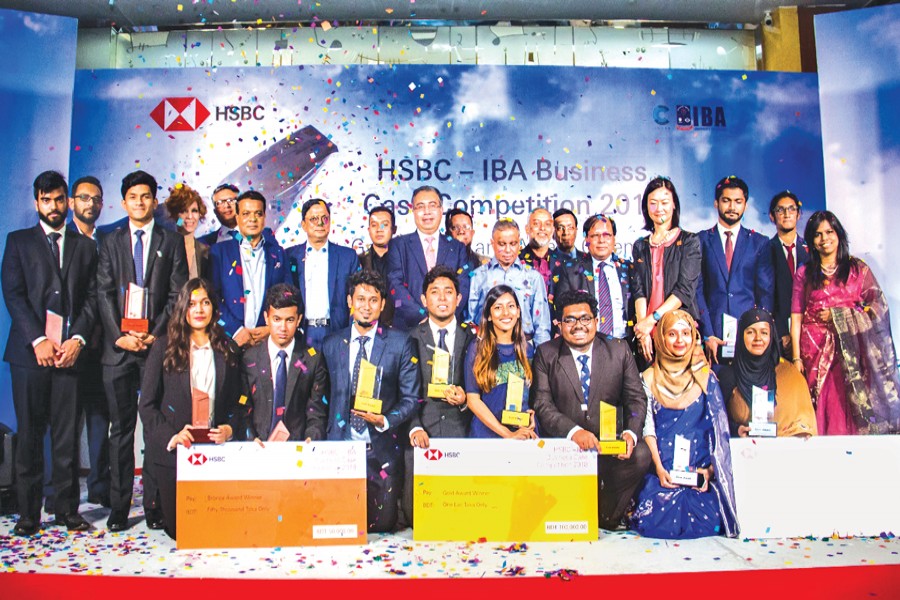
xmin=452 ymin=66 xmax=511 ymax=125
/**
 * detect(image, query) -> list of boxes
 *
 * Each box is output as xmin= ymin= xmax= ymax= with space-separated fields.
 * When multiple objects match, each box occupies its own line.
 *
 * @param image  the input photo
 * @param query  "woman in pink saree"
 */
xmin=790 ymin=211 xmax=900 ymax=435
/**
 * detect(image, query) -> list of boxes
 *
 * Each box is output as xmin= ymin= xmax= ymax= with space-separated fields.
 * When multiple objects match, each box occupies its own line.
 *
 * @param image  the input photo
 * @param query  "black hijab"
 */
xmin=733 ymin=308 xmax=780 ymax=406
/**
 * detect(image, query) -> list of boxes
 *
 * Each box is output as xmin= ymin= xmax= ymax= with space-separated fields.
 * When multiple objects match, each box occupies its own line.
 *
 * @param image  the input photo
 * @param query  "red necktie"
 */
xmin=724 ymin=231 xmax=734 ymax=272
xmin=784 ymin=243 xmax=795 ymax=276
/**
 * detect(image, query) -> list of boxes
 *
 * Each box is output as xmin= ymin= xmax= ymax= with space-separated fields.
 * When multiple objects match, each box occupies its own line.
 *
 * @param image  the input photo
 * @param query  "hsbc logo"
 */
xmin=188 ymin=453 xmax=207 ymax=465
xmin=150 ymin=97 xmax=210 ymax=131
xmin=424 ymin=449 xmax=443 ymax=461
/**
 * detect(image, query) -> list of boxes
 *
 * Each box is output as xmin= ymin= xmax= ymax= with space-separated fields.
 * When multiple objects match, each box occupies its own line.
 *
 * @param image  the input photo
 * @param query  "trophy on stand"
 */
xmin=121 ymin=283 xmax=149 ymax=333
xmin=749 ymin=386 xmax=777 ymax=437
xmin=427 ymin=346 xmax=453 ymax=398
xmin=597 ymin=401 xmax=627 ymax=454
xmin=353 ymin=359 xmax=384 ymax=415
xmin=501 ymin=372 xmax=531 ymax=428
xmin=190 ymin=388 xmax=212 ymax=444
xmin=669 ymin=434 xmax=706 ymax=487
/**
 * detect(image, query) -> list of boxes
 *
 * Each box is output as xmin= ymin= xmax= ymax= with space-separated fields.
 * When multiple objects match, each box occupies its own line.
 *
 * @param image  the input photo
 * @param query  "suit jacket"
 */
xmin=553 ymin=253 xmax=635 ymax=338
xmin=138 ymin=336 xmax=241 ymax=469
xmin=287 ymin=242 xmax=359 ymax=335
xmin=2 ymin=224 xmax=99 ymax=369
xmin=96 ymin=222 xmax=189 ymax=366
xmin=191 ymin=238 xmax=211 ymax=281
xmin=769 ymin=234 xmax=809 ymax=339
xmin=408 ymin=320 xmax=474 ymax=437
xmin=197 ymin=227 xmax=224 ymax=247
xmin=308 ymin=327 xmax=420 ymax=462
xmin=696 ymin=225 xmax=774 ymax=340
xmin=630 ymin=231 xmax=702 ymax=321
xmin=531 ymin=336 xmax=646 ymax=440
xmin=359 ymin=246 xmax=394 ymax=327
xmin=386 ymin=232 xmax=471 ymax=330
xmin=209 ymin=237 xmax=292 ymax=337
xmin=239 ymin=338 xmax=328 ymax=441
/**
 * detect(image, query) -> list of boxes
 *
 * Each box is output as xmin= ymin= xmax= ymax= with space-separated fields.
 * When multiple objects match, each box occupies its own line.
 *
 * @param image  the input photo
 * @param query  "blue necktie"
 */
xmin=578 ymin=354 xmax=591 ymax=404
xmin=134 ymin=229 xmax=145 ymax=287
xmin=437 ymin=328 xmax=448 ymax=351
xmin=595 ymin=262 xmax=614 ymax=336
xmin=271 ymin=349 xmax=287 ymax=432
xmin=350 ymin=337 xmax=369 ymax=433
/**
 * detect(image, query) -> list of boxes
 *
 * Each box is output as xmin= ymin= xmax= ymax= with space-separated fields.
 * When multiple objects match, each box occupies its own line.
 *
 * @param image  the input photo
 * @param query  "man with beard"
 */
xmin=519 ymin=208 xmax=556 ymax=290
xmin=2 ymin=171 xmax=99 ymax=536
xmin=696 ymin=176 xmax=773 ymax=398
xmin=198 ymin=183 xmax=239 ymax=246
xmin=359 ymin=205 xmax=396 ymax=327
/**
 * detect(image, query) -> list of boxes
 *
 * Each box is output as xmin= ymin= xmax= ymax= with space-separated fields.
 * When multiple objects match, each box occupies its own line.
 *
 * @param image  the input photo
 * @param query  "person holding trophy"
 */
xmin=463 ymin=284 xmax=537 ymax=439
xmin=138 ymin=278 xmax=241 ymax=539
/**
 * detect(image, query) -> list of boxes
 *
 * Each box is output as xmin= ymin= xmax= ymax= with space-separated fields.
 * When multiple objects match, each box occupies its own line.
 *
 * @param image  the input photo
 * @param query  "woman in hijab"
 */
xmin=629 ymin=310 xmax=739 ymax=539
xmin=728 ymin=308 xmax=817 ymax=437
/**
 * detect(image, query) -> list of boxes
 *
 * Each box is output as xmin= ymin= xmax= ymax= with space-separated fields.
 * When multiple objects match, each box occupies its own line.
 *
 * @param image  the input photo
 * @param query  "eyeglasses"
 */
xmin=73 ymin=194 xmax=103 ymax=204
xmin=214 ymin=198 xmax=236 ymax=208
xmin=307 ymin=215 xmax=330 ymax=226
xmin=451 ymin=225 xmax=473 ymax=233
xmin=561 ymin=315 xmax=595 ymax=326
xmin=773 ymin=206 xmax=798 ymax=216
xmin=588 ymin=232 xmax=613 ymax=240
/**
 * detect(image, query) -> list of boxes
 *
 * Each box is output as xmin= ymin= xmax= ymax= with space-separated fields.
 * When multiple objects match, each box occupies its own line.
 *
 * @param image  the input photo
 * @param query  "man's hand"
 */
xmin=704 ymin=336 xmax=724 ymax=364
xmin=248 ymin=326 xmax=269 ymax=346
xmin=209 ymin=425 xmax=233 ymax=444
xmin=571 ymin=429 xmax=599 ymax=452
xmin=232 ymin=328 xmax=252 ymax=347
xmin=115 ymin=335 xmax=146 ymax=353
xmin=616 ymin=432 xmax=636 ymax=460
xmin=54 ymin=339 xmax=83 ymax=369
xmin=410 ymin=429 xmax=430 ymax=449
xmin=444 ymin=385 xmax=466 ymax=407
xmin=34 ymin=339 xmax=59 ymax=367
xmin=351 ymin=409 xmax=385 ymax=430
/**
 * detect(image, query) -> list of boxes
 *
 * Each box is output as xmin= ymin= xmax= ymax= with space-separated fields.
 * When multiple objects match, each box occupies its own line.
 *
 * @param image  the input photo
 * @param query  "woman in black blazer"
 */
xmin=138 ymin=277 xmax=240 ymax=539
xmin=630 ymin=177 xmax=702 ymax=364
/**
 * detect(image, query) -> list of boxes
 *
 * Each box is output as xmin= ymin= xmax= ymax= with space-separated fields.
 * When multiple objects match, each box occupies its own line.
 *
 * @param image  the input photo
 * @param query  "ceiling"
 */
xmin=0 ymin=0 xmax=888 ymax=30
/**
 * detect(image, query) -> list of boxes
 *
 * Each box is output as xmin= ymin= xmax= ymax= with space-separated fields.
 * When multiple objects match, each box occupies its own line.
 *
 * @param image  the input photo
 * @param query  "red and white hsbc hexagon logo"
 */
xmin=150 ymin=97 xmax=210 ymax=131
xmin=188 ymin=453 xmax=207 ymax=466
xmin=424 ymin=449 xmax=443 ymax=461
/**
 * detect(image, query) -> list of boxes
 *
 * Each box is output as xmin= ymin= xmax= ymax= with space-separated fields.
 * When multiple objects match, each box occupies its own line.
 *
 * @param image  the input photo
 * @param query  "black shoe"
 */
xmin=107 ymin=510 xmax=129 ymax=532
xmin=55 ymin=512 xmax=90 ymax=532
xmin=145 ymin=508 xmax=165 ymax=530
xmin=87 ymin=494 xmax=111 ymax=508
xmin=13 ymin=517 xmax=40 ymax=537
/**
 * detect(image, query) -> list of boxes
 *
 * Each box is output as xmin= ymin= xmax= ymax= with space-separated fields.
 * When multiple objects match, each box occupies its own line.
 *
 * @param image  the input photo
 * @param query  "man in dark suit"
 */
xmin=197 ymin=183 xmax=239 ymax=246
xmin=238 ymin=283 xmax=327 ymax=442
xmin=386 ymin=186 xmax=470 ymax=331
xmin=768 ymin=190 xmax=809 ymax=355
xmin=554 ymin=214 xmax=634 ymax=342
xmin=358 ymin=205 xmax=396 ymax=327
xmin=97 ymin=170 xmax=188 ymax=531
xmin=399 ymin=265 xmax=474 ymax=527
xmin=696 ymin=176 xmax=774 ymax=396
xmin=210 ymin=190 xmax=292 ymax=348
xmin=552 ymin=208 xmax=589 ymax=262
xmin=2 ymin=171 xmax=98 ymax=536
xmin=532 ymin=289 xmax=649 ymax=531
xmin=307 ymin=270 xmax=420 ymax=533
xmin=286 ymin=199 xmax=359 ymax=350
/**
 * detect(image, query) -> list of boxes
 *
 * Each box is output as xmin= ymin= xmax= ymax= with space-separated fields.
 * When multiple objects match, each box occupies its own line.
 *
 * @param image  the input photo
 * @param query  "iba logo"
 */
xmin=424 ymin=449 xmax=443 ymax=461
xmin=188 ymin=453 xmax=207 ymax=466
xmin=150 ymin=97 xmax=210 ymax=131
xmin=653 ymin=104 xmax=727 ymax=131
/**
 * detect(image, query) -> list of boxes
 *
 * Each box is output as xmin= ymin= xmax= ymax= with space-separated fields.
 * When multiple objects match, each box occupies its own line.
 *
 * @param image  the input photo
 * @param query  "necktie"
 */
xmin=724 ymin=230 xmax=734 ymax=273
xmin=437 ymin=328 xmax=448 ymax=351
xmin=425 ymin=236 xmax=436 ymax=271
xmin=784 ymin=243 xmax=795 ymax=276
xmin=577 ymin=354 xmax=590 ymax=404
xmin=134 ymin=229 xmax=145 ymax=287
xmin=271 ymin=349 xmax=287 ymax=432
xmin=47 ymin=232 xmax=61 ymax=269
xmin=350 ymin=336 xmax=369 ymax=433
xmin=229 ymin=229 xmax=239 ymax=240
xmin=595 ymin=263 xmax=614 ymax=336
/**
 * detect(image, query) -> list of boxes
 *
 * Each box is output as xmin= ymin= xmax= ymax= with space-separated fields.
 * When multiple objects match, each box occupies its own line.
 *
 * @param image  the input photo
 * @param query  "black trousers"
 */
xmin=10 ymin=365 xmax=80 ymax=519
xmin=156 ymin=463 xmax=177 ymax=540
xmin=598 ymin=440 xmax=652 ymax=528
xmin=103 ymin=358 xmax=159 ymax=514
xmin=80 ymin=352 xmax=110 ymax=499
xmin=366 ymin=447 xmax=402 ymax=533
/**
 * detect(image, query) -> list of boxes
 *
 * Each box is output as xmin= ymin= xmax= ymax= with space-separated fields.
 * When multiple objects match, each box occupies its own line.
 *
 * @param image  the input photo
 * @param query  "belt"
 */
xmin=307 ymin=318 xmax=330 ymax=327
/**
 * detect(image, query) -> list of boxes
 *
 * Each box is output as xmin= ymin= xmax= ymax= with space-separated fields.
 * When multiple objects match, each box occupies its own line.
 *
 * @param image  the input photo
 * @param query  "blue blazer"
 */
xmin=286 ymin=242 xmax=360 ymax=335
xmin=307 ymin=327 xmax=420 ymax=462
xmin=386 ymin=232 xmax=471 ymax=330
xmin=696 ymin=225 xmax=774 ymax=340
xmin=210 ymin=237 xmax=293 ymax=336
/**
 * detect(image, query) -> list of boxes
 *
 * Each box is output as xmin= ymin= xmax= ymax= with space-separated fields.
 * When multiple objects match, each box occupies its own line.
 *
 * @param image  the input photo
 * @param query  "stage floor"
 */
xmin=1 ymin=477 xmax=897 ymax=580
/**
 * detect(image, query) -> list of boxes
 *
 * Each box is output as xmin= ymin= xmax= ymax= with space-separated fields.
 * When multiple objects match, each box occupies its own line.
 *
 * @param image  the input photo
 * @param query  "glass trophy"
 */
xmin=268 ymin=420 xmax=290 ymax=442
xmin=427 ymin=346 xmax=453 ymax=398
xmin=501 ymin=372 xmax=531 ymax=427
xmin=669 ymin=434 xmax=703 ymax=487
xmin=45 ymin=310 xmax=65 ymax=345
xmin=190 ymin=387 xmax=212 ymax=443
xmin=597 ymin=401 xmax=627 ymax=454
xmin=749 ymin=385 xmax=777 ymax=437
xmin=353 ymin=359 xmax=384 ymax=414
xmin=122 ymin=282 xmax=149 ymax=333
xmin=721 ymin=314 xmax=737 ymax=359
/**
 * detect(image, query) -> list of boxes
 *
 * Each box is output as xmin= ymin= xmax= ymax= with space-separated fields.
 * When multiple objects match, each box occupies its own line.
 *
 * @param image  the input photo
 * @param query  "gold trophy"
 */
xmin=597 ymin=401 xmax=626 ymax=454
xmin=427 ymin=347 xmax=452 ymax=398
xmin=353 ymin=359 xmax=383 ymax=414
xmin=501 ymin=372 xmax=530 ymax=427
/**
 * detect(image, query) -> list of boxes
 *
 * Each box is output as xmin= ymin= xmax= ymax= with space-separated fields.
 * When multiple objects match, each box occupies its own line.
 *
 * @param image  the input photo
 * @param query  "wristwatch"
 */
xmin=652 ymin=311 xmax=663 ymax=321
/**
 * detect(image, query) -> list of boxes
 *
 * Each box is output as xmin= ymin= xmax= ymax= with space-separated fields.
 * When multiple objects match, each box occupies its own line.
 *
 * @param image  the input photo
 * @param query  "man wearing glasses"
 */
xmin=286 ymin=199 xmax=359 ymax=350
xmin=210 ymin=190 xmax=292 ymax=349
xmin=445 ymin=208 xmax=488 ymax=269
xmin=554 ymin=214 xmax=634 ymax=342
xmin=198 ymin=183 xmax=239 ymax=246
xmin=531 ymin=289 xmax=649 ymax=531
xmin=768 ymin=191 xmax=808 ymax=353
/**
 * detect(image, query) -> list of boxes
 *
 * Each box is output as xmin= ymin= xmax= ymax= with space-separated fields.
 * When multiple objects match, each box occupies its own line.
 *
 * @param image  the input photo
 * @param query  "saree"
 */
xmin=793 ymin=261 xmax=900 ymax=434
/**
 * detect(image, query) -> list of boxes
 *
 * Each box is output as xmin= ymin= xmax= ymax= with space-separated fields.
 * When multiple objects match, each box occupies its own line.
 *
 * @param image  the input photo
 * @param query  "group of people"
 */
xmin=4 ymin=169 xmax=899 ymax=542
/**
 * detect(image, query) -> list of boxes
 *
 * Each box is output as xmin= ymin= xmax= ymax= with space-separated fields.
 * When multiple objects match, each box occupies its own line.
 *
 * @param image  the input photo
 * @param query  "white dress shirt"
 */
xmin=348 ymin=326 xmax=389 ymax=440
xmin=190 ymin=340 xmax=216 ymax=425
xmin=565 ymin=343 xmax=637 ymax=445
xmin=303 ymin=242 xmax=330 ymax=321
xmin=716 ymin=222 xmax=741 ymax=255
xmin=240 ymin=237 xmax=267 ymax=330
xmin=592 ymin=256 xmax=626 ymax=339
xmin=129 ymin=220 xmax=154 ymax=279
xmin=267 ymin=337 xmax=296 ymax=391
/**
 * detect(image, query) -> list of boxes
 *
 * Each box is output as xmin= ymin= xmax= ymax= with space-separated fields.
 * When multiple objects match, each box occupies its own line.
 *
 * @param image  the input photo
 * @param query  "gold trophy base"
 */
xmin=427 ymin=383 xmax=451 ymax=398
xmin=354 ymin=396 xmax=383 ymax=414
xmin=598 ymin=439 xmax=627 ymax=455
xmin=501 ymin=410 xmax=530 ymax=427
